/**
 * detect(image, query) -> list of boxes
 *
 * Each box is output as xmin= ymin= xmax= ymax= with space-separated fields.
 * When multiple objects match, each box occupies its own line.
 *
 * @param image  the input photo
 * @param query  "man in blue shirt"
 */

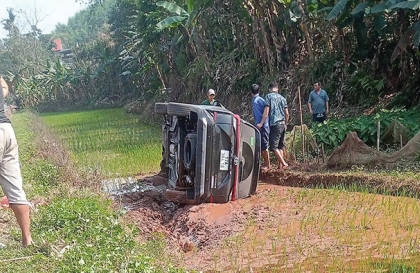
xmin=250 ymin=84 xmax=270 ymax=169
xmin=257 ymin=82 xmax=289 ymax=170
xmin=308 ymin=81 xmax=329 ymax=123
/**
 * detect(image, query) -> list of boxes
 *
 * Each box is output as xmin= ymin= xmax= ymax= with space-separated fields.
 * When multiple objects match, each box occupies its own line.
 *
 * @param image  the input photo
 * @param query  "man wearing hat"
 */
xmin=201 ymin=89 xmax=223 ymax=107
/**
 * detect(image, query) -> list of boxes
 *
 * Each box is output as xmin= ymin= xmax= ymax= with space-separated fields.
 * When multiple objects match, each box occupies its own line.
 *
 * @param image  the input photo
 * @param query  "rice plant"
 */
xmin=41 ymin=108 xmax=162 ymax=178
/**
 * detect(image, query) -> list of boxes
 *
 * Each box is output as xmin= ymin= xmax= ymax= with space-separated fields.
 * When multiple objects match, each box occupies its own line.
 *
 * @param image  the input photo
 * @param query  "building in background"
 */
xmin=52 ymin=38 xmax=73 ymax=65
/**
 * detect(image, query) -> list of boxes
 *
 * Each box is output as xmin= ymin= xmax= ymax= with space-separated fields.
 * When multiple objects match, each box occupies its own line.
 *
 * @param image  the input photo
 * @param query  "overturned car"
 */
xmin=155 ymin=102 xmax=261 ymax=204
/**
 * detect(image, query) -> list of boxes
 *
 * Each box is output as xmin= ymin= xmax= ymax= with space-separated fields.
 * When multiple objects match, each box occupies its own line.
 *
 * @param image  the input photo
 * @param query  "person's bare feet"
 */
xmin=22 ymin=236 xmax=33 ymax=247
xmin=278 ymin=163 xmax=289 ymax=170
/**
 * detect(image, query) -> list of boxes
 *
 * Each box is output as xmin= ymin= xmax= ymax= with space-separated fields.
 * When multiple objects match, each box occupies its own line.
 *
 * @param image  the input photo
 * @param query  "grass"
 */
xmin=0 ymin=110 xmax=184 ymax=273
xmin=40 ymin=108 xmax=162 ymax=178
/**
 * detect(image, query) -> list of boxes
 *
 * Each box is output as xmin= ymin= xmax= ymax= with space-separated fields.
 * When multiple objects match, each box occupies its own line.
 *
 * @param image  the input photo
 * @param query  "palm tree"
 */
xmin=1 ymin=8 xmax=20 ymax=36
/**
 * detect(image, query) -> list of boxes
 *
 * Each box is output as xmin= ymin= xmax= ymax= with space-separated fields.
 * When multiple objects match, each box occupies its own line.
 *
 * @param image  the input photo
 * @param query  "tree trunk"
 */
xmin=267 ymin=1 xmax=286 ymax=70
xmin=297 ymin=0 xmax=314 ymax=60
xmin=253 ymin=1 xmax=274 ymax=72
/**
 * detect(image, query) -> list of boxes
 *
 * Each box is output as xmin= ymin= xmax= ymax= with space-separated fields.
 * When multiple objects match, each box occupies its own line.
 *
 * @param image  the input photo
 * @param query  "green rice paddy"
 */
xmin=40 ymin=108 xmax=162 ymax=177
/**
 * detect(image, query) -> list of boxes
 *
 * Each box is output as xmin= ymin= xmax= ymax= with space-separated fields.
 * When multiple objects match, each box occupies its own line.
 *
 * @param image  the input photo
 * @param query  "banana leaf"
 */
xmin=156 ymin=16 xmax=188 ymax=31
xmin=390 ymin=0 xmax=420 ymax=10
xmin=156 ymin=1 xmax=189 ymax=17
xmin=327 ymin=0 xmax=349 ymax=21
xmin=351 ymin=2 xmax=370 ymax=15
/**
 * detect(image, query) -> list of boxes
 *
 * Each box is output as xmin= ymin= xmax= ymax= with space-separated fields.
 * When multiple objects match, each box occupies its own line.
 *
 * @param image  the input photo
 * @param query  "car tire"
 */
xmin=167 ymin=103 xmax=192 ymax=117
xmin=183 ymin=134 xmax=197 ymax=170
xmin=155 ymin=103 xmax=168 ymax=115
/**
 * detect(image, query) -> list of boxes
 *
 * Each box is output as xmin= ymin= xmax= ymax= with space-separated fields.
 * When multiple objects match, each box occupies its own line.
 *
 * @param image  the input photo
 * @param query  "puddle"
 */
xmin=101 ymin=176 xmax=176 ymax=212
xmin=101 ymin=177 xmax=167 ymax=196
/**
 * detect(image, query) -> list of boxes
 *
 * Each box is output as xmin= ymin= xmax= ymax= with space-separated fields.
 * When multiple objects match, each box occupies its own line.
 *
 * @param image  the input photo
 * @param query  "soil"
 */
xmin=122 ymin=170 xmax=420 ymax=272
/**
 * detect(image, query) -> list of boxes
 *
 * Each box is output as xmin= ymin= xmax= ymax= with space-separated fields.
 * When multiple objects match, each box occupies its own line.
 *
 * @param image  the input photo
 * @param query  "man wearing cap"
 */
xmin=201 ymin=89 xmax=223 ymax=107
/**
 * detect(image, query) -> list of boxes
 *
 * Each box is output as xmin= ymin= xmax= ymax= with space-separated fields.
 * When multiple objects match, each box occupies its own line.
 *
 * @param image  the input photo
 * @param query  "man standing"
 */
xmin=0 ymin=75 xmax=32 ymax=247
xmin=250 ymin=84 xmax=270 ymax=170
xmin=308 ymin=81 xmax=329 ymax=123
xmin=201 ymin=89 xmax=223 ymax=107
xmin=257 ymin=82 xmax=289 ymax=170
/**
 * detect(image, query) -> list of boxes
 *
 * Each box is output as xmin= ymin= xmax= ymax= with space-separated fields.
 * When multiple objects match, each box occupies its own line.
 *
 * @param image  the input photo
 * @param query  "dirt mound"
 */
xmin=327 ymin=130 xmax=420 ymax=169
xmin=123 ymin=188 xmax=247 ymax=252
xmin=167 ymin=204 xmax=245 ymax=252
xmin=327 ymin=132 xmax=383 ymax=168
xmin=121 ymin=176 xmax=275 ymax=256
xmin=123 ymin=190 xmax=178 ymax=237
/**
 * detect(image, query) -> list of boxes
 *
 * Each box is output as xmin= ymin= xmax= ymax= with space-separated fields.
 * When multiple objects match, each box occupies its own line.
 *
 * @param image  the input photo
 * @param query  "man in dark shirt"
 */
xmin=308 ymin=81 xmax=329 ymax=123
xmin=258 ymin=82 xmax=289 ymax=170
xmin=0 ymin=75 xmax=32 ymax=247
xmin=201 ymin=89 xmax=223 ymax=107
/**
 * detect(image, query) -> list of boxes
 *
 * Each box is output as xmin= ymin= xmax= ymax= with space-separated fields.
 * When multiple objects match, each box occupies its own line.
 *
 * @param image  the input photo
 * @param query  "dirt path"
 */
xmin=123 ymin=171 xmax=420 ymax=272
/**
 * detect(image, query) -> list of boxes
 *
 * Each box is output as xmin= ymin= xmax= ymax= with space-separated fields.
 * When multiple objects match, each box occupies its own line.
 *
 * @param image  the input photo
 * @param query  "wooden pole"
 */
xmin=302 ymin=134 xmax=306 ymax=163
xmin=317 ymin=142 xmax=320 ymax=164
xmin=292 ymin=130 xmax=297 ymax=161
xmin=377 ymin=121 xmax=380 ymax=152
xmin=307 ymin=143 xmax=310 ymax=165
xmin=400 ymin=134 xmax=403 ymax=149
xmin=298 ymin=86 xmax=305 ymax=162
xmin=321 ymin=143 xmax=325 ymax=163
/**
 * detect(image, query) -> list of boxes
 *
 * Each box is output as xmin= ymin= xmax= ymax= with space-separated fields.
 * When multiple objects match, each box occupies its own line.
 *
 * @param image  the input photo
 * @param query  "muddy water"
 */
xmin=101 ymin=176 xmax=174 ymax=211
xmin=101 ymin=177 xmax=165 ymax=196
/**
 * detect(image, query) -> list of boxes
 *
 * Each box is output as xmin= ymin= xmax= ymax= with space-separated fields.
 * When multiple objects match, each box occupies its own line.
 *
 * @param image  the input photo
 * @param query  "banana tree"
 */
xmin=369 ymin=0 xmax=420 ymax=61
xmin=326 ymin=0 xmax=370 ymax=58
xmin=326 ymin=0 xmax=420 ymax=61
xmin=155 ymin=0 xmax=211 ymax=62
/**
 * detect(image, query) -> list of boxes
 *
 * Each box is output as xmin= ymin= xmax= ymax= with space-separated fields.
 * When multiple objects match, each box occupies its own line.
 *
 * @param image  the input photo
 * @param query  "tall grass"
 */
xmin=40 ymin=108 xmax=162 ymax=177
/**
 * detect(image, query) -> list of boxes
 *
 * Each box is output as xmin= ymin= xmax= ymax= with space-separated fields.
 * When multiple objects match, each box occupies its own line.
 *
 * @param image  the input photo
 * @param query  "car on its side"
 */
xmin=155 ymin=102 xmax=260 ymax=204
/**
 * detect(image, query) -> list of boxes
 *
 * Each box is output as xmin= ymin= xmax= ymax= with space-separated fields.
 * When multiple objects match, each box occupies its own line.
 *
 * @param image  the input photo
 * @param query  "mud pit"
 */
xmin=116 ymin=171 xmax=420 ymax=272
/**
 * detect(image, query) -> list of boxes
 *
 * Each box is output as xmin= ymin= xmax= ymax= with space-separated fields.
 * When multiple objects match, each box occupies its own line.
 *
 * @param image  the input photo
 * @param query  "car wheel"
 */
xmin=155 ymin=102 xmax=168 ymax=115
xmin=167 ymin=103 xmax=192 ymax=117
xmin=240 ymin=142 xmax=254 ymax=181
xmin=183 ymin=134 xmax=197 ymax=170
